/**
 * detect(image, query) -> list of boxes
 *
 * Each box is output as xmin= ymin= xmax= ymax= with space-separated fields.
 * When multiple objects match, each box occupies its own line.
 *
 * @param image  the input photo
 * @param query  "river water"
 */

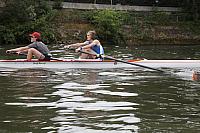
xmin=0 ymin=45 xmax=200 ymax=133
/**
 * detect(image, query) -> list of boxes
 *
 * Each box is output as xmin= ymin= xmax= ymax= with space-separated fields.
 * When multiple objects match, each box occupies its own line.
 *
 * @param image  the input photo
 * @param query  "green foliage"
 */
xmin=182 ymin=0 xmax=200 ymax=21
xmin=52 ymin=0 xmax=63 ymax=9
xmin=0 ymin=0 xmax=57 ymax=45
xmin=85 ymin=8 xmax=200 ymax=44
xmin=179 ymin=21 xmax=200 ymax=35
xmin=124 ymin=11 xmax=176 ymax=40
xmin=88 ymin=9 xmax=185 ymax=44
xmin=90 ymin=10 xmax=124 ymax=44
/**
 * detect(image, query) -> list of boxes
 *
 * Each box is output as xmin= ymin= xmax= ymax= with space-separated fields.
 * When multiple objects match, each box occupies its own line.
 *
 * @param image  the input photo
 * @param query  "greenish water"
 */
xmin=0 ymin=45 xmax=200 ymax=133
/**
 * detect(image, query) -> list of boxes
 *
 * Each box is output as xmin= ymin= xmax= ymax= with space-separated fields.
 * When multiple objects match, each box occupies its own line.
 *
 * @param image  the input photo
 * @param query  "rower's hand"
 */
xmin=75 ymin=47 xmax=81 ymax=52
xmin=64 ymin=45 xmax=71 ymax=49
xmin=16 ymin=51 xmax=21 ymax=55
xmin=96 ymin=54 xmax=101 ymax=58
xmin=6 ymin=50 xmax=10 ymax=54
xmin=6 ymin=50 xmax=13 ymax=54
xmin=6 ymin=50 xmax=20 ymax=55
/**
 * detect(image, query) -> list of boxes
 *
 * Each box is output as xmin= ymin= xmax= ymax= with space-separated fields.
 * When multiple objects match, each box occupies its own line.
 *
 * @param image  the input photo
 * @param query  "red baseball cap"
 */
xmin=29 ymin=32 xmax=41 ymax=39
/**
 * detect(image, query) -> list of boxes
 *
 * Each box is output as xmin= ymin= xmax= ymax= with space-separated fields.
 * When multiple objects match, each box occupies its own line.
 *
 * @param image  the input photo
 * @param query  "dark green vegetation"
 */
xmin=54 ymin=9 xmax=200 ymax=45
xmin=90 ymin=10 xmax=124 ymax=44
xmin=0 ymin=0 xmax=200 ymax=45
xmin=0 ymin=0 xmax=60 ymax=45
xmin=124 ymin=11 xmax=200 ymax=45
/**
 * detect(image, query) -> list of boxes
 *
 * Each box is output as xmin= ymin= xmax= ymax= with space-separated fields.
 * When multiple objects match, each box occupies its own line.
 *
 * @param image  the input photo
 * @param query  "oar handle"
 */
xmin=6 ymin=50 xmax=27 ymax=56
xmin=6 ymin=50 xmax=17 ymax=54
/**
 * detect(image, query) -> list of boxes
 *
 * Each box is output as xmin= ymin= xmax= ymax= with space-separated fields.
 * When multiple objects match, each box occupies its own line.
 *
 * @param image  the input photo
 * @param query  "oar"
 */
xmin=76 ymin=49 xmax=164 ymax=73
xmin=103 ymin=55 xmax=164 ymax=72
xmin=6 ymin=51 xmax=62 ymax=61
xmin=6 ymin=51 xmax=27 ymax=56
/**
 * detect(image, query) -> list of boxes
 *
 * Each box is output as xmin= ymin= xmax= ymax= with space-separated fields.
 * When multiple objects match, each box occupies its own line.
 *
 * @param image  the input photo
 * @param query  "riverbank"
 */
xmin=53 ymin=9 xmax=200 ymax=45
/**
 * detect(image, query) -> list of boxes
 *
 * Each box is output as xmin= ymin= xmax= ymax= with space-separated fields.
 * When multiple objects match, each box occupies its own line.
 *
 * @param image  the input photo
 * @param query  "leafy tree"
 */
xmin=182 ymin=0 xmax=200 ymax=21
xmin=91 ymin=9 xmax=124 ymax=44
xmin=0 ymin=0 xmax=57 ymax=45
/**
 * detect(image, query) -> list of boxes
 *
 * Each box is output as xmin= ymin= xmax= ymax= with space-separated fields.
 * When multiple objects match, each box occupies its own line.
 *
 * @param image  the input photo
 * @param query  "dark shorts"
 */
xmin=39 ymin=54 xmax=51 ymax=61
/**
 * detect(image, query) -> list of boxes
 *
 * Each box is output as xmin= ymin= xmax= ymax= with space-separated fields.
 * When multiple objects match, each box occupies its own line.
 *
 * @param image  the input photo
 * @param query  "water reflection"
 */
xmin=1 ymin=68 xmax=140 ymax=133
xmin=47 ymin=69 xmax=140 ymax=133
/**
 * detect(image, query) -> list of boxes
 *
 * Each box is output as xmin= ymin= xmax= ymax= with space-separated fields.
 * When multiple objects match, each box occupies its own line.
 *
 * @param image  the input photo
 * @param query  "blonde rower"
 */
xmin=65 ymin=31 xmax=104 ymax=59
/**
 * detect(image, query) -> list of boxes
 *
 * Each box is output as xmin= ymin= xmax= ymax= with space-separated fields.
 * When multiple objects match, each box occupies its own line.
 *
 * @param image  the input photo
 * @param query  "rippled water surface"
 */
xmin=0 ymin=45 xmax=200 ymax=133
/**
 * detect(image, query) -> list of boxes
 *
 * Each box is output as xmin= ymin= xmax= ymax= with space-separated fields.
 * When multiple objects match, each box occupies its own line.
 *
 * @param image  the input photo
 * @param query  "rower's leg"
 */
xmin=87 ymin=49 xmax=97 ymax=59
xmin=20 ymin=49 xmax=28 ymax=54
xmin=27 ymin=48 xmax=44 ymax=61
xmin=79 ymin=48 xmax=90 ymax=59
xmin=80 ymin=53 xmax=89 ymax=59
xmin=79 ymin=48 xmax=97 ymax=59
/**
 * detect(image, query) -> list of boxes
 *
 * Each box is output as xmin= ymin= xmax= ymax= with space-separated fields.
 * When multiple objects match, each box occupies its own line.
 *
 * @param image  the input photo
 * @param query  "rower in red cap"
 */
xmin=6 ymin=32 xmax=51 ymax=61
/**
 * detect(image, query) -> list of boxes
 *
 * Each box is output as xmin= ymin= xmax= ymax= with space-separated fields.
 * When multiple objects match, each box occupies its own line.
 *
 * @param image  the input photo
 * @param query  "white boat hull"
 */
xmin=0 ymin=59 xmax=199 ymax=69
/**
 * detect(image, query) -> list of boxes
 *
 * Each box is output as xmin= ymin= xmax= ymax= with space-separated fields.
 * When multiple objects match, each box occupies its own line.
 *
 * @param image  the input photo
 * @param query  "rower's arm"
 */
xmin=7 ymin=46 xmax=29 ymax=52
xmin=67 ymin=43 xmax=85 ymax=48
xmin=82 ymin=40 xmax=99 ymax=49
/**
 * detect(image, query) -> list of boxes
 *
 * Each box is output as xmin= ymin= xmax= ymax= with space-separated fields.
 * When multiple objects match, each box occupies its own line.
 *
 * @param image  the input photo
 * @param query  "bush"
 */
xmin=0 ymin=0 xmax=57 ymax=45
xmin=182 ymin=0 xmax=200 ymax=21
xmin=124 ymin=11 xmax=175 ymax=40
xmin=90 ymin=9 xmax=125 ymax=44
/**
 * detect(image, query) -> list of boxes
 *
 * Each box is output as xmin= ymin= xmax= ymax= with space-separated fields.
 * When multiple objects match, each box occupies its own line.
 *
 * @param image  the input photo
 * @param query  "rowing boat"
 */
xmin=0 ymin=59 xmax=199 ymax=69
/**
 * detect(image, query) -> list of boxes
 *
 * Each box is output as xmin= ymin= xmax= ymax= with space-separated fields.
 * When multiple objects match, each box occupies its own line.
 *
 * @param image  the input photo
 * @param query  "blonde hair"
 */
xmin=87 ymin=30 xmax=96 ymax=40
